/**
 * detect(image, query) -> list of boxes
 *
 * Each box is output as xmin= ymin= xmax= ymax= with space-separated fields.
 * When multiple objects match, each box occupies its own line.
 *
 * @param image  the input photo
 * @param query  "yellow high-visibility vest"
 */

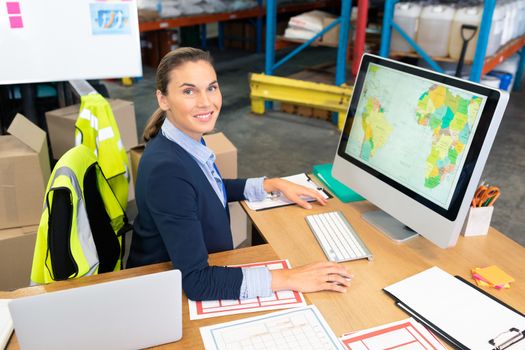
xmin=75 ymin=93 xmax=129 ymax=209
xmin=31 ymin=145 xmax=128 ymax=285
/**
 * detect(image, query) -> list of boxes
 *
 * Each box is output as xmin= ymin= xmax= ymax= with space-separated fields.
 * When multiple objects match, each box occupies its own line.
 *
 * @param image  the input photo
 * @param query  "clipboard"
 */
xmin=244 ymin=173 xmax=332 ymax=211
xmin=312 ymin=163 xmax=365 ymax=203
xmin=383 ymin=267 xmax=525 ymax=350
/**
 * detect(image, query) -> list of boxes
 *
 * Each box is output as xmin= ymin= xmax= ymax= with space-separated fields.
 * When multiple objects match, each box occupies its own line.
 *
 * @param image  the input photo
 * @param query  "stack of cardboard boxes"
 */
xmin=0 ymin=100 xmax=139 ymax=290
xmin=1 ymin=103 xmax=247 ymax=290
xmin=0 ymin=115 xmax=51 ymax=290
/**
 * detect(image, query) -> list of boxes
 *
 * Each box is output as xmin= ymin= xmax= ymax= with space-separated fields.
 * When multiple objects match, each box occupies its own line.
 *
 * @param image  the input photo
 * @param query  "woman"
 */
xmin=127 ymin=47 xmax=352 ymax=301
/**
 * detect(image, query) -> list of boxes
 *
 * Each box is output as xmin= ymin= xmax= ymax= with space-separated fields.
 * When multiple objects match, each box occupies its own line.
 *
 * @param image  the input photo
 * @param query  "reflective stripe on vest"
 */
xmin=75 ymin=94 xmax=129 ymax=209
xmin=31 ymin=145 xmax=125 ymax=285
xmin=53 ymin=167 xmax=99 ymax=272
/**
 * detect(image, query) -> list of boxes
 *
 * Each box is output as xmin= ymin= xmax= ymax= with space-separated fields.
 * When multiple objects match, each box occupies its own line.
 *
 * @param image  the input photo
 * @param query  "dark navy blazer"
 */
xmin=127 ymin=133 xmax=247 ymax=300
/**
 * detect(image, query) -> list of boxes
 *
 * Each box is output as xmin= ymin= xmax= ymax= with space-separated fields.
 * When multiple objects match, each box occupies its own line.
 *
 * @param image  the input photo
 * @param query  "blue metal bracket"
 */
xmin=200 ymin=24 xmax=207 ymax=49
xmin=273 ymin=19 xmax=342 ymax=71
xmin=264 ymin=0 xmax=352 ymax=112
xmin=379 ymin=0 xmax=397 ymax=57
xmin=336 ymin=0 xmax=351 ymax=86
xmin=514 ymin=47 xmax=525 ymax=91
xmin=218 ymin=22 xmax=225 ymax=51
xmin=265 ymin=0 xmax=277 ymax=76
xmin=266 ymin=0 xmax=351 ymax=81
xmin=469 ymin=0 xmax=495 ymax=82
xmin=391 ymin=22 xmax=444 ymax=73
xmin=380 ymin=0 xmax=443 ymax=73
xmin=380 ymin=0 xmax=503 ymax=83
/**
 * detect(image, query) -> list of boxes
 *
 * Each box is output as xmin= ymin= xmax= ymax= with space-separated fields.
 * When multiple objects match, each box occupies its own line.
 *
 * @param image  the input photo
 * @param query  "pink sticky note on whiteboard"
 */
xmin=6 ymin=2 xmax=21 ymax=14
xmin=9 ymin=16 xmax=24 ymax=29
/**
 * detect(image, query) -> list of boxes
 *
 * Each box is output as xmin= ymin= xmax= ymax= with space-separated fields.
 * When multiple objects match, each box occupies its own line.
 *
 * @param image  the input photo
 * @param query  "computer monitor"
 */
xmin=332 ymin=54 xmax=509 ymax=248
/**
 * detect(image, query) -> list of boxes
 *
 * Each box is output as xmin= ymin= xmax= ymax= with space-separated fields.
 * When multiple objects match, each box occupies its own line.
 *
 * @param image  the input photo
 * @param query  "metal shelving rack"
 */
xmin=139 ymin=5 xmax=264 ymax=52
xmin=379 ymin=0 xmax=525 ymax=90
xmin=138 ymin=1 xmax=347 ymax=53
xmin=264 ymin=0 xmax=352 ymax=86
xmin=258 ymin=0 xmax=374 ymax=127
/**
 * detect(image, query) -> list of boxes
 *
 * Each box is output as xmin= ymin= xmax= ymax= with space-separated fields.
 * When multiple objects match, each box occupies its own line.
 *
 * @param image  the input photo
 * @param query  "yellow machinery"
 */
xmin=249 ymin=73 xmax=353 ymax=130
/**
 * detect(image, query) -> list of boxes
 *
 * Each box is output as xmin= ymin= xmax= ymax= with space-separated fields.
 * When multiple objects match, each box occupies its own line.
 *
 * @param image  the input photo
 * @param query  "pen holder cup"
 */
xmin=462 ymin=206 xmax=494 ymax=237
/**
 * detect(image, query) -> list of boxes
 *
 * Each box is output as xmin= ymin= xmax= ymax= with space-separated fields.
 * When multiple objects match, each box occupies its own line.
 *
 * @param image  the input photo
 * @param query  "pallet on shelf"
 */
xmin=280 ymin=66 xmax=342 ymax=121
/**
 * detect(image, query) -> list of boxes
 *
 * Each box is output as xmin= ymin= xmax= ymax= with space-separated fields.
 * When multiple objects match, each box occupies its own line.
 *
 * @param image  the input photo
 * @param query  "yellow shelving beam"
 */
xmin=249 ymin=73 xmax=353 ymax=130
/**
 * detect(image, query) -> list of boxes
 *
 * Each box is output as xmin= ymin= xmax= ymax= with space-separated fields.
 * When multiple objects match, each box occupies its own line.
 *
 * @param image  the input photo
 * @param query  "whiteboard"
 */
xmin=0 ymin=0 xmax=142 ymax=84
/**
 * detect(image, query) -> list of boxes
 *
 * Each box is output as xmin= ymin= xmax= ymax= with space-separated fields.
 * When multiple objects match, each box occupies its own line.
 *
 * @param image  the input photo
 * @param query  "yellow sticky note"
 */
xmin=476 ymin=265 xmax=515 ymax=286
xmin=473 ymin=278 xmax=490 ymax=287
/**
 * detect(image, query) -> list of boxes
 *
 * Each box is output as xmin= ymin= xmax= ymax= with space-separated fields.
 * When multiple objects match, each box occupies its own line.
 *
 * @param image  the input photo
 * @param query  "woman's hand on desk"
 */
xmin=271 ymin=262 xmax=352 ymax=293
xmin=263 ymin=178 xmax=327 ymax=209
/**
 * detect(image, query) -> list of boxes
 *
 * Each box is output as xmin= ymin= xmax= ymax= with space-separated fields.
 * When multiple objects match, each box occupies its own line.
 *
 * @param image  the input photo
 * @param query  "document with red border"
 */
xmin=188 ymin=260 xmax=306 ymax=320
xmin=340 ymin=318 xmax=446 ymax=350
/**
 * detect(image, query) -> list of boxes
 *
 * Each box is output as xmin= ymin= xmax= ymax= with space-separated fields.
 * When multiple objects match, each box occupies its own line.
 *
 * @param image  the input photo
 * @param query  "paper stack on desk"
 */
xmin=200 ymin=305 xmax=345 ymax=350
xmin=245 ymin=173 xmax=330 ymax=211
xmin=471 ymin=265 xmax=515 ymax=289
xmin=340 ymin=317 xmax=446 ymax=350
xmin=188 ymin=260 xmax=306 ymax=320
xmin=0 ymin=299 xmax=13 ymax=350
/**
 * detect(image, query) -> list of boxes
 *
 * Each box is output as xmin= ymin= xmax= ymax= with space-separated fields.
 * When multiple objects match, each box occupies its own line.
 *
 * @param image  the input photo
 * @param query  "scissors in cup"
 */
xmin=472 ymin=185 xmax=500 ymax=207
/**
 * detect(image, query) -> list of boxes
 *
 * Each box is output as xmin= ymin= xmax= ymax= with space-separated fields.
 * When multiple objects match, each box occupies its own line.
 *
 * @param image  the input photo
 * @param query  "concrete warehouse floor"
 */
xmin=107 ymin=46 xmax=525 ymax=248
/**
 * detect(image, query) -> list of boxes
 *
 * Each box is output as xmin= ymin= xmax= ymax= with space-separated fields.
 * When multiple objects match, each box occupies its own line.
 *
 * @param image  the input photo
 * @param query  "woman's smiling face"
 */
xmin=157 ymin=60 xmax=222 ymax=141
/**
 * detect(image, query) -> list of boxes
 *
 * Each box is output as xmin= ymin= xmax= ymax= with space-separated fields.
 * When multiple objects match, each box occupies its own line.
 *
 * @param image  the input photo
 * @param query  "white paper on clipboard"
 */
xmin=384 ymin=266 xmax=525 ymax=350
xmin=245 ymin=173 xmax=330 ymax=211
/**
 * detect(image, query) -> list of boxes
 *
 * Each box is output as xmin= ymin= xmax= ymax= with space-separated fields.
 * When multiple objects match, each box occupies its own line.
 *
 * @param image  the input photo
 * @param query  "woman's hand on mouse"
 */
xmin=271 ymin=261 xmax=353 ymax=293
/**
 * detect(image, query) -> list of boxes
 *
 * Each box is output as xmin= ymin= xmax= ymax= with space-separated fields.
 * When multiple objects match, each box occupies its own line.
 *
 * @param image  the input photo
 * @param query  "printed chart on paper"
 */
xmin=200 ymin=305 xmax=345 ymax=350
xmin=189 ymin=260 xmax=306 ymax=320
xmin=340 ymin=318 xmax=446 ymax=350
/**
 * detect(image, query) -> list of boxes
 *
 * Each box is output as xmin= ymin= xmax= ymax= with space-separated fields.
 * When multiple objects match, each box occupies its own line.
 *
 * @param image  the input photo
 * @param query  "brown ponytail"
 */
xmin=143 ymin=108 xmax=166 ymax=142
xmin=143 ymin=47 xmax=214 ymax=142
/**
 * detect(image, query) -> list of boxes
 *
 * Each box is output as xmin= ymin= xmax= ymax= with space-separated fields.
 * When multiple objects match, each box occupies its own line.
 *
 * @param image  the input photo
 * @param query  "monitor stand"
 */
xmin=362 ymin=210 xmax=419 ymax=243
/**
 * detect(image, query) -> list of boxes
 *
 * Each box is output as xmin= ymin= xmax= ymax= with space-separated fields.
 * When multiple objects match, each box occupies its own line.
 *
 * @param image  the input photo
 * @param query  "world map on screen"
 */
xmin=345 ymin=63 xmax=484 ymax=208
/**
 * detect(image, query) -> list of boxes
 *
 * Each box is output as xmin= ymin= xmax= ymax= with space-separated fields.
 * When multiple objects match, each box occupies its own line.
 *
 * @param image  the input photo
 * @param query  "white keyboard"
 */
xmin=305 ymin=211 xmax=373 ymax=262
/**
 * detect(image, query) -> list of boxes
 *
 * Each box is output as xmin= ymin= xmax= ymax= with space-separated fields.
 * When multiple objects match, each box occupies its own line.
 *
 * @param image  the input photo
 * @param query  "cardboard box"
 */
xmin=0 ymin=114 xmax=50 ymax=230
xmin=45 ymin=99 xmax=139 ymax=160
xmin=321 ymin=16 xmax=339 ymax=46
xmin=129 ymin=144 xmax=145 ymax=187
xmin=202 ymin=132 xmax=237 ymax=179
xmin=130 ymin=132 xmax=237 ymax=185
xmin=229 ymin=202 xmax=249 ymax=248
xmin=0 ymin=225 xmax=38 ymax=290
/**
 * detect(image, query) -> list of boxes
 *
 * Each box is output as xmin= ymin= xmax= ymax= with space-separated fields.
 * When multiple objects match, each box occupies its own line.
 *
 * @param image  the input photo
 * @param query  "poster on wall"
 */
xmin=0 ymin=0 xmax=142 ymax=84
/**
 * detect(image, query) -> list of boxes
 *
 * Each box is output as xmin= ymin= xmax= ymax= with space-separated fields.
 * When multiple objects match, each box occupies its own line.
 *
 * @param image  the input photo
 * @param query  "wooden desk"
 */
xmin=3 ymin=196 xmax=524 ymax=349
xmin=1 ymin=244 xmax=279 ymax=349
xmin=241 ymin=190 xmax=525 ymax=337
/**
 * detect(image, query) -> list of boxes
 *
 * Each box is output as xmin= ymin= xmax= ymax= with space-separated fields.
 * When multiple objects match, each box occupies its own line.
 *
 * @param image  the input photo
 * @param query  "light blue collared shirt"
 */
xmin=161 ymin=119 xmax=272 ymax=299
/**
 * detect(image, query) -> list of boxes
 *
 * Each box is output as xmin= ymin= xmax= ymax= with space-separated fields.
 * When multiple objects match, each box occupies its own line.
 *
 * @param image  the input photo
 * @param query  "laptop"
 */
xmin=8 ymin=270 xmax=182 ymax=350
